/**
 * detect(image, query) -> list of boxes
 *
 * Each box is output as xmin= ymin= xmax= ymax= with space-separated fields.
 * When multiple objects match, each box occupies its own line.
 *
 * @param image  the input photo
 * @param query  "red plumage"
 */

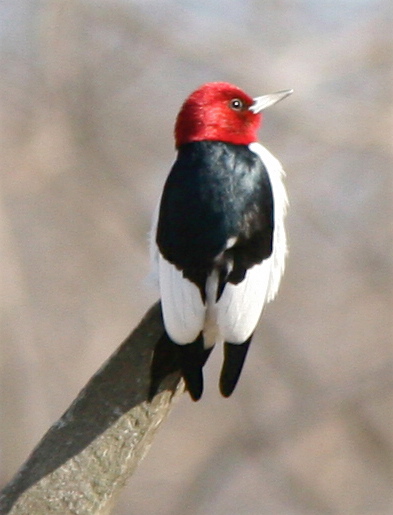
xmin=174 ymin=82 xmax=262 ymax=148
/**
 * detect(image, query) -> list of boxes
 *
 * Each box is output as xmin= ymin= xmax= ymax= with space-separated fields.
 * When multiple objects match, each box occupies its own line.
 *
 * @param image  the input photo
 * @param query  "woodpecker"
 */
xmin=150 ymin=82 xmax=292 ymax=401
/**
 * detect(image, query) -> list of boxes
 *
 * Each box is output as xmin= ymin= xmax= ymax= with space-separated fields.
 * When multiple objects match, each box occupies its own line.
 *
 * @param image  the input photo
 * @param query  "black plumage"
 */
xmin=157 ymin=141 xmax=274 ymax=302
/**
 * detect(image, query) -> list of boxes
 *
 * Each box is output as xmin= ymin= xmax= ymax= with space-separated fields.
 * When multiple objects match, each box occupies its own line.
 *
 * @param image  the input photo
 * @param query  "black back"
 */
xmin=157 ymin=141 xmax=274 ymax=301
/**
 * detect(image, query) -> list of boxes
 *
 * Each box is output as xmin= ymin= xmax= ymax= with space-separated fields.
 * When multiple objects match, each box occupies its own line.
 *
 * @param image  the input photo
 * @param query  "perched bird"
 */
xmin=150 ymin=82 xmax=292 ymax=401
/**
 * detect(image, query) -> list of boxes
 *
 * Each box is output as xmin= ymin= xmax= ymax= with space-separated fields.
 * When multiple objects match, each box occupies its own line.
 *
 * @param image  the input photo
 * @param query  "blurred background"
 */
xmin=1 ymin=1 xmax=392 ymax=514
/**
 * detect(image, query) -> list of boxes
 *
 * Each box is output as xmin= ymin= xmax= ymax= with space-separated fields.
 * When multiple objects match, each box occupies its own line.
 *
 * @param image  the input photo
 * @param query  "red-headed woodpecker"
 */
xmin=150 ymin=82 xmax=292 ymax=401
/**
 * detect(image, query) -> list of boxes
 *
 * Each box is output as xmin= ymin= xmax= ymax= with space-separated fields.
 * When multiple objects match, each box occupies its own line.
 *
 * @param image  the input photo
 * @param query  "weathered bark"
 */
xmin=0 ymin=302 xmax=183 ymax=515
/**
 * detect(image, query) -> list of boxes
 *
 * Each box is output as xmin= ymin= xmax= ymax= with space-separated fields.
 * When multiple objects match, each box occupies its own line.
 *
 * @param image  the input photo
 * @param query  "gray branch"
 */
xmin=0 ymin=302 xmax=183 ymax=515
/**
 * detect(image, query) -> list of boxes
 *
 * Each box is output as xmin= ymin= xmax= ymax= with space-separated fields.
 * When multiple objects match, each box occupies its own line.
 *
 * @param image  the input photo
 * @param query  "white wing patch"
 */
xmin=215 ymin=260 xmax=271 ymax=343
xmin=158 ymin=253 xmax=205 ymax=344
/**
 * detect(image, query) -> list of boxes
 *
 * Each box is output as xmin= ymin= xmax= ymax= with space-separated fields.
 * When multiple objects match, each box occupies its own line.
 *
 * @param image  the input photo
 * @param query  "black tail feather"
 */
xmin=177 ymin=335 xmax=213 ymax=401
xmin=149 ymin=332 xmax=213 ymax=402
xmin=219 ymin=336 xmax=252 ymax=397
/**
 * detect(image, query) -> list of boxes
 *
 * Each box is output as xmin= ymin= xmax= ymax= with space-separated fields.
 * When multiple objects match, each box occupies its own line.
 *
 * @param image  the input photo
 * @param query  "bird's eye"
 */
xmin=229 ymin=98 xmax=244 ymax=111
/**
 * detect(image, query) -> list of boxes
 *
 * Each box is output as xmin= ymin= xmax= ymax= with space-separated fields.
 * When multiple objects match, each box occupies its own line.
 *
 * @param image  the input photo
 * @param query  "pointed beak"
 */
xmin=249 ymin=89 xmax=293 ymax=114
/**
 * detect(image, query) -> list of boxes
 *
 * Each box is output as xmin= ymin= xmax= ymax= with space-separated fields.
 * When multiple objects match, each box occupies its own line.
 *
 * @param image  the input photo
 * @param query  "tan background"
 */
xmin=1 ymin=1 xmax=392 ymax=514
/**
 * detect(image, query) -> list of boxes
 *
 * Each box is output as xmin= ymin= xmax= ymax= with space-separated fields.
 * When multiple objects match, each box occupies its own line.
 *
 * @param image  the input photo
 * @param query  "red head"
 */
xmin=174 ymin=82 xmax=292 ymax=148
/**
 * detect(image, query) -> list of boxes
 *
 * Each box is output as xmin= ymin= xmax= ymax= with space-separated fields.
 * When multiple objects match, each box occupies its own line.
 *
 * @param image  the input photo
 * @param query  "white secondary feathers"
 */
xmin=213 ymin=259 xmax=273 ymax=344
xmin=158 ymin=254 xmax=205 ymax=343
xmin=151 ymin=142 xmax=288 ymax=347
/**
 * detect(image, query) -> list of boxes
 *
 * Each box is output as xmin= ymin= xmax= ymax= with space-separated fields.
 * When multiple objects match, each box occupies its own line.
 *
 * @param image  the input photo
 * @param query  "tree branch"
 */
xmin=0 ymin=302 xmax=183 ymax=515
